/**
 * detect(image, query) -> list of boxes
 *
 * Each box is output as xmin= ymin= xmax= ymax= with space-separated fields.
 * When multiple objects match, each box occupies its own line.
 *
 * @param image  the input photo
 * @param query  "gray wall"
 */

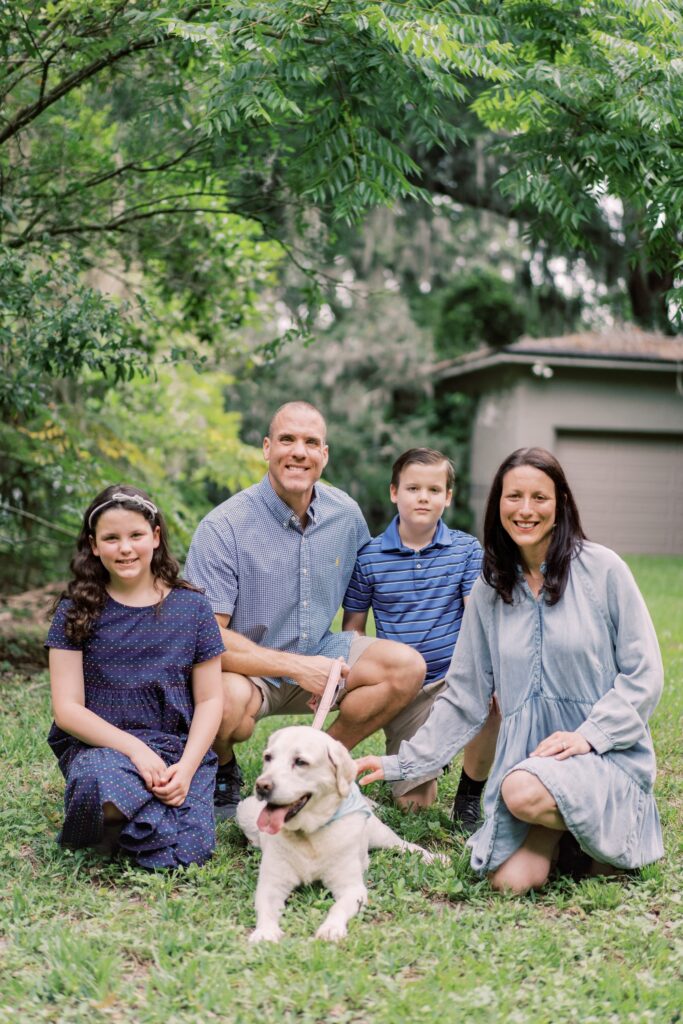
xmin=467 ymin=366 xmax=683 ymax=552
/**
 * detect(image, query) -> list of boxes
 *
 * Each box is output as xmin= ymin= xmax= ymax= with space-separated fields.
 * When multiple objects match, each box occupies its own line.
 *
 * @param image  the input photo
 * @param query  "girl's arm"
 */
xmin=152 ymin=654 xmax=223 ymax=807
xmin=49 ymin=648 xmax=168 ymax=789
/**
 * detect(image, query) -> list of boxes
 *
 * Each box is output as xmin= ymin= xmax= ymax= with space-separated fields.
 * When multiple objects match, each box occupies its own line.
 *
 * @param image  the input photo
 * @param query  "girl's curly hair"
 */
xmin=482 ymin=447 xmax=586 ymax=605
xmin=54 ymin=484 xmax=196 ymax=644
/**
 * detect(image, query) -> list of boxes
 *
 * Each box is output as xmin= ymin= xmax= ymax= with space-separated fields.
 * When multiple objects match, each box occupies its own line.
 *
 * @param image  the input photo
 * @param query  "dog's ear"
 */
xmin=327 ymin=739 xmax=356 ymax=797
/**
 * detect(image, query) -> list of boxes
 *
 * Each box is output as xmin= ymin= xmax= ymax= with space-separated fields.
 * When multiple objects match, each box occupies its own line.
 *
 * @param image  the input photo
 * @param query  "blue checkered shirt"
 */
xmin=184 ymin=475 xmax=371 ymax=687
xmin=343 ymin=515 xmax=482 ymax=684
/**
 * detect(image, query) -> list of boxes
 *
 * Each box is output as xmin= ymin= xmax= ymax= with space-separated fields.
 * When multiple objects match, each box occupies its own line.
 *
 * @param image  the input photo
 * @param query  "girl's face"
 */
xmin=90 ymin=507 xmax=160 ymax=586
xmin=499 ymin=465 xmax=557 ymax=564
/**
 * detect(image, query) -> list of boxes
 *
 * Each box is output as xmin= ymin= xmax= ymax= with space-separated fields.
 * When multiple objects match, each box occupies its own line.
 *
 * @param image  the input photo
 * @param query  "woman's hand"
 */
xmin=531 ymin=731 xmax=592 ymax=761
xmin=354 ymin=755 xmax=385 ymax=786
xmin=129 ymin=742 xmax=168 ymax=790
xmin=152 ymin=761 xmax=194 ymax=807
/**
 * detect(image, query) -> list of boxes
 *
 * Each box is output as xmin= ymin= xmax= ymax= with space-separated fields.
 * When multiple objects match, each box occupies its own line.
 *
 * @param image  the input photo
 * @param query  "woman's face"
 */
xmin=499 ymin=465 xmax=557 ymax=564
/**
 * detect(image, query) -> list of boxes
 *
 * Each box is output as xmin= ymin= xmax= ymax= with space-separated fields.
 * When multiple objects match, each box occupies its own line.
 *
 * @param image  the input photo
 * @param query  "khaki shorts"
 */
xmin=252 ymin=634 xmax=378 ymax=720
xmin=383 ymin=677 xmax=447 ymax=799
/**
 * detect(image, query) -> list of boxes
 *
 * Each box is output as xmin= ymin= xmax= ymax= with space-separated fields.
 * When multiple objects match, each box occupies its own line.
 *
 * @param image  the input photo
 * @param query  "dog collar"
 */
xmin=323 ymin=783 xmax=372 ymax=827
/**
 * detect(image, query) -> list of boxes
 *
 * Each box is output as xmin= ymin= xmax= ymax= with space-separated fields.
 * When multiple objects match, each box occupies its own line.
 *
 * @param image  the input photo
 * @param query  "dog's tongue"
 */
xmin=257 ymin=804 xmax=289 ymax=834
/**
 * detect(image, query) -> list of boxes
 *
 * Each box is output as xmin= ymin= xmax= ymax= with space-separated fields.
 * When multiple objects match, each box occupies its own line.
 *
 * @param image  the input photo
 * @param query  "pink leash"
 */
xmin=311 ymin=658 xmax=344 ymax=730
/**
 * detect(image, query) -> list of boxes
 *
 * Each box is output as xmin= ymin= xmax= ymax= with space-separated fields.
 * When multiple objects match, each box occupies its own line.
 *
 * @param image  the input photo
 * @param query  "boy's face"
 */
xmin=390 ymin=461 xmax=453 ymax=534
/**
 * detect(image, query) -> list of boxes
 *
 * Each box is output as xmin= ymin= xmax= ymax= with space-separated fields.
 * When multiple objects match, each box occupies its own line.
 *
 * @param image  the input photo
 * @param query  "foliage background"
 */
xmin=2 ymin=1 xmax=683 ymax=588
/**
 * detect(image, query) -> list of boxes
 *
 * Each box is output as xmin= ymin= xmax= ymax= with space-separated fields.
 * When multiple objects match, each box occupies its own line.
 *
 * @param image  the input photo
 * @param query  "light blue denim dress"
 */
xmin=380 ymin=543 xmax=664 ymax=873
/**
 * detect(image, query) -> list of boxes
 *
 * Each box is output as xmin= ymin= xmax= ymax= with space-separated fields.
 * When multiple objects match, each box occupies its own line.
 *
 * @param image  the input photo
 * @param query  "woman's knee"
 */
xmin=489 ymin=859 xmax=551 ymax=895
xmin=501 ymin=770 xmax=553 ymax=821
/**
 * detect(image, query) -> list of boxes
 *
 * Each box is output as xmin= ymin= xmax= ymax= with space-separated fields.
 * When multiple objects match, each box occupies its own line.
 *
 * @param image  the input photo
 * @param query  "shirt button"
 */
xmin=303 ymin=600 xmax=308 ymax=607
xmin=302 ymin=632 xmax=308 ymax=639
xmin=417 ymin=562 xmax=422 ymax=568
xmin=302 ymin=568 xmax=308 ymax=575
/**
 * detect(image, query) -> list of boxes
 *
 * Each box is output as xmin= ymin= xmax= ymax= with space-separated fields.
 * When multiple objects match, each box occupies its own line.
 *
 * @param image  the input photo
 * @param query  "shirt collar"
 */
xmin=257 ymin=474 xmax=319 ymax=529
xmin=380 ymin=514 xmax=452 ymax=553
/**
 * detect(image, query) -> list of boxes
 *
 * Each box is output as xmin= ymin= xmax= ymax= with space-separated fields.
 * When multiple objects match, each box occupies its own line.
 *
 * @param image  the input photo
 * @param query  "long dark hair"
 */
xmin=55 ymin=484 xmax=196 ymax=643
xmin=482 ymin=448 xmax=586 ymax=605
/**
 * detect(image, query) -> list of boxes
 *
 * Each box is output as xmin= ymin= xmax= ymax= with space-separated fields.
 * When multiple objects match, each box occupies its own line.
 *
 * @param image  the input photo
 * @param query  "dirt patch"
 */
xmin=0 ymin=581 xmax=65 ymax=671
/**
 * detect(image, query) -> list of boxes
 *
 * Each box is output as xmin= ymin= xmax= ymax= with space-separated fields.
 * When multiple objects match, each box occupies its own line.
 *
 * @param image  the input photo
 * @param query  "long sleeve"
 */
xmin=381 ymin=580 xmax=495 ymax=781
xmin=577 ymin=556 xmax=663 ymax=754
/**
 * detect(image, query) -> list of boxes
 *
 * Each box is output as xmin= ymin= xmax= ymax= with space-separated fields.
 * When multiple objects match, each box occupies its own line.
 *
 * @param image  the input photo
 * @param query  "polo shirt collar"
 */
xmin=257 ymin=474 xmax=319 ymax=528
xmin=380 ymin=515 xmax=452 ymax=553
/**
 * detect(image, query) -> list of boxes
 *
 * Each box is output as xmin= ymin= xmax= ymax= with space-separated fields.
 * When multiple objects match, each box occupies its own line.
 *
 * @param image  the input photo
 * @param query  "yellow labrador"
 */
xmin=236 ymin=725 xmax=442 ymax=943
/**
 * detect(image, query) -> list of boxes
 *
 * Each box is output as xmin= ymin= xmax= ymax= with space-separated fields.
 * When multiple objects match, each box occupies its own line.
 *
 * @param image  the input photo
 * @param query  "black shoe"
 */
xmin=450 ymin=792 xmax=483 ymax=837
xmin=555 ymin=832 xmax=592 ymax=881
xmin=214 ymin=757 xmax=243 ymax=821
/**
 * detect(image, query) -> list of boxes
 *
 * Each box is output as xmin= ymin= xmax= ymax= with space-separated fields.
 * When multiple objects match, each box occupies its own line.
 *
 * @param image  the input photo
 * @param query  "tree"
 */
xmin=3 ymin=0 xmax=682 ymax=403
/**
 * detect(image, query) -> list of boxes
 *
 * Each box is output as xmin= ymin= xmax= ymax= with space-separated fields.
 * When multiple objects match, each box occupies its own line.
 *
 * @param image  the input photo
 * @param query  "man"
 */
xmin=185 ymin=401 xmax=425 ymax=819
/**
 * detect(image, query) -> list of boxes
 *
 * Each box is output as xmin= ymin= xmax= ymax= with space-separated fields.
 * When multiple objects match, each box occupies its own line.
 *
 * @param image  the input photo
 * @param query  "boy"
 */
xmin=342 ymin=448 xmax=499 ymax=833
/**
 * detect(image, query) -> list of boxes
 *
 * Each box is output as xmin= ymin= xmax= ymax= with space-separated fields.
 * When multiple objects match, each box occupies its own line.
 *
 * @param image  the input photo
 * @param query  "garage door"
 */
xmin=555 ymin=432 xmax=683 ymax=555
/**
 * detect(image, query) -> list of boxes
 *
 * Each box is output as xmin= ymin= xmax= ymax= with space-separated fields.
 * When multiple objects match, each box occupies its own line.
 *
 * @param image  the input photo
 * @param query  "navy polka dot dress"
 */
xmin=46 ymin=588 xmax=224 ymax=869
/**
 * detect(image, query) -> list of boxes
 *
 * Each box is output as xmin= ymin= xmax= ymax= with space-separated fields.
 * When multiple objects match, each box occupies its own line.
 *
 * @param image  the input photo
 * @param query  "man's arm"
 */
xmin=214 ymin=614 xmax=348 ymax=697
xmin=341 ymin=610 xmax=368 ymax=634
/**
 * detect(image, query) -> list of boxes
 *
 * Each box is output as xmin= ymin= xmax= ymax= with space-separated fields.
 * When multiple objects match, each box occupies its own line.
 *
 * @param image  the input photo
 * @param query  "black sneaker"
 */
xmin=214 ymin=757 xmax=243 ymax=821
xmin=450 ymin=792 xmax=483 ymax=837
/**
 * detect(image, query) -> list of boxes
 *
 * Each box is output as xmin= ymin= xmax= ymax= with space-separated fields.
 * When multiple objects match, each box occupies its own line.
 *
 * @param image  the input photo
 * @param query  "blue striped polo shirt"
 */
xmin=184 ymin=475 xmax=370 ymax=687
xmin=343 ymin=516 xmax=483 ymax=684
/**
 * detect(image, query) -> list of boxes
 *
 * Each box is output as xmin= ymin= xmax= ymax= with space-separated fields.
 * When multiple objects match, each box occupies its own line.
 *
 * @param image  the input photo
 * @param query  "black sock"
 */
xmin=456 ymin=768 xmax=486 ymax=798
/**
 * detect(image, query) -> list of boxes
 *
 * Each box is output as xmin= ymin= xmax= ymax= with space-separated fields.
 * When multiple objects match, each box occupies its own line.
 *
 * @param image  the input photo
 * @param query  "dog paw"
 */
xmin=423 ymin=850 xmax=450 ymax=866
xmin=249 ymin=926 xmax=283 ymax=944
xmin=405 ymin=843 xmax=449 ymax=866
xmin=315 ymin=921 xmax=348 ymax=942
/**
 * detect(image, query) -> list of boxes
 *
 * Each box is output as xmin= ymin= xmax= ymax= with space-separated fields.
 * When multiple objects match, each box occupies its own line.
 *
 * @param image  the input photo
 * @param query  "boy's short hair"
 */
xmin=391 ymin=448 xmax=455 ymax=491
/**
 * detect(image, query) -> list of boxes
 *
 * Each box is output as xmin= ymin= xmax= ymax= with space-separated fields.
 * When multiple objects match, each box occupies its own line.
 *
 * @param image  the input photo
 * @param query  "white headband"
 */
xmin=88 ymin=492 xmax=158 ymax=530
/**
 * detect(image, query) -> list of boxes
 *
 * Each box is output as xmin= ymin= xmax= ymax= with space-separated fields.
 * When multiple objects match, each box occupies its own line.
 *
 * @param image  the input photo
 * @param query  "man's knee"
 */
xmin=348 ymin=640 xmax=425 ymax=697
xmin=378 ymin=641 xmax=425 ymax=692
xmin=217 ymin=672 xmax=261 ymax=741
xmin=501 ymin=770 xmax=553 ymax=821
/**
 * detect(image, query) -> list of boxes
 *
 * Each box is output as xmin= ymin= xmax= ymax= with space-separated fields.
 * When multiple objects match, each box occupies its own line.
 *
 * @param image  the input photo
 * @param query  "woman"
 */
xmin=356 ymin=448 xmax=664 ymax=893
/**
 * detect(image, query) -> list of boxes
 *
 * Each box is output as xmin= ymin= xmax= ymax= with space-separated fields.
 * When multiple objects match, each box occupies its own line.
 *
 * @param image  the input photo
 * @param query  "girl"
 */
xmin=47 ymin=485 xmax=224 ymax=869
xmin=356 ymin=448 xmax=664 ymax=893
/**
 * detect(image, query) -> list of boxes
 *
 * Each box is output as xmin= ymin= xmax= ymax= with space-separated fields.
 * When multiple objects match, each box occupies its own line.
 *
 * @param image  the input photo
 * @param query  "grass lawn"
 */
xmin=1 ymin=557 xmax=681 ymax=1023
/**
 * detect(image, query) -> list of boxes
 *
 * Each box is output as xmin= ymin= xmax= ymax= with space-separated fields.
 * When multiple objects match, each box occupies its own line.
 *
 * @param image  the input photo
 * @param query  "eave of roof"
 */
xmin=435 ymin=348 xmax=681 ymax=381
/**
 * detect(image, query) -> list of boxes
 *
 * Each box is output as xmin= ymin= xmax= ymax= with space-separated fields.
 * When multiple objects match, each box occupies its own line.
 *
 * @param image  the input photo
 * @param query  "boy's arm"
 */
xmin=342 ymin=610 xmax=369 ymax=633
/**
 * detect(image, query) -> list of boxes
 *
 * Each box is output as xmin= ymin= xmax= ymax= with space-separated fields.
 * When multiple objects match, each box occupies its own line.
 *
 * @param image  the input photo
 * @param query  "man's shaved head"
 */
xmin=267 ymin=401 xmax=327 ymax=441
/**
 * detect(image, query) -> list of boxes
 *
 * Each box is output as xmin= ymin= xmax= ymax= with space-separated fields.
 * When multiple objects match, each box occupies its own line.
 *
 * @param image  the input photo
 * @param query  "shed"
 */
xmin=435 ymin=327 xmax=683 ymax=555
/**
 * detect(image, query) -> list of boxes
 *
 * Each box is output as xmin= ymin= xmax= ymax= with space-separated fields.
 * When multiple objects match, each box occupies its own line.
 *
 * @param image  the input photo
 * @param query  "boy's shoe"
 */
xmin=450 ymin=792 xmax=483 ymax=837
xmin=214 ymin=757 xmax=244 ymax=821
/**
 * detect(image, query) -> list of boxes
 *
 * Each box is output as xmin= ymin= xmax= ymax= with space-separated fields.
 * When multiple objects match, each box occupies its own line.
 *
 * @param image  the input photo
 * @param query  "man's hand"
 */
xmin=152 ymin=761 xmax=194 ymax=806
xmin=354 ymin=755 xmax=385 ymax=786
xmin=129 ymin=743 xmax=168 ymax=791
xmin=290 ymin=654 xmax=350 ymax=697
xmin=530 ymin=731 xmax=591 ymax=760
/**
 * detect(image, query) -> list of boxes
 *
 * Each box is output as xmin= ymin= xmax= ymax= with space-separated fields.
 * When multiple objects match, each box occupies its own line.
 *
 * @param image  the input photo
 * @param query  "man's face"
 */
xmin=263 ymin=406 xmax=329 ymax=506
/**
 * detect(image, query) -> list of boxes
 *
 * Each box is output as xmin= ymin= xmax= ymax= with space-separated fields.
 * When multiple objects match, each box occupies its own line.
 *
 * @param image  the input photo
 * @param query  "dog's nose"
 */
xmin=256 ymin=779 xmax=273 ymax=801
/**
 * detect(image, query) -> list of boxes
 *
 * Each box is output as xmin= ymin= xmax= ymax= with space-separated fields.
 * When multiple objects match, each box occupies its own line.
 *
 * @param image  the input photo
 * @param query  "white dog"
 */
xmin=236 ymin=725 xmax=443 ymax=943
